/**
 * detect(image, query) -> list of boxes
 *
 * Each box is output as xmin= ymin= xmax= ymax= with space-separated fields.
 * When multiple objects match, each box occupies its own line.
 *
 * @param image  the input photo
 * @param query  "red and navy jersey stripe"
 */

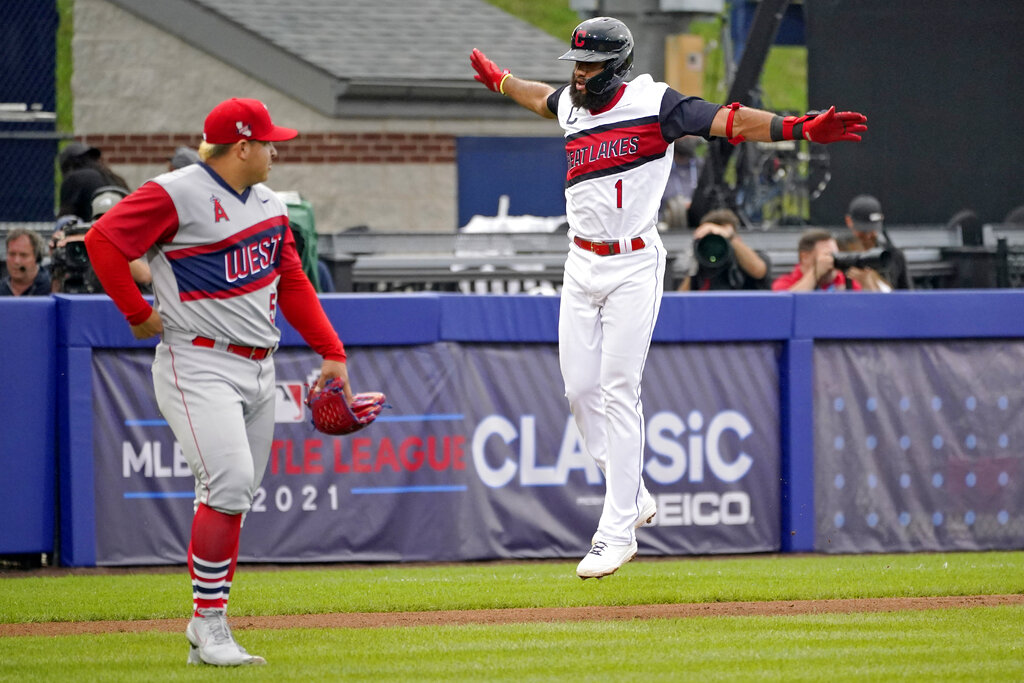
xmin=550 ymin=75 xmax=723 ymax=240
xmin=550 ymin=83 xmax=720 ymax=191
xmin=564 ymin=115 xmax=671 ymax=188
xmin=166 ymin=217 xmax=288 ymax=301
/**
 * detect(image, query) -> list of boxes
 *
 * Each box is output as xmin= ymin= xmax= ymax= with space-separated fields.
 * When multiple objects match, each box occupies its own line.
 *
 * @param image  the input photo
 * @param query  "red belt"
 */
xmin=573 ymin=235 xmax=646 ymax=256
xmin=192 ymin=336 xmax=273 ymax=360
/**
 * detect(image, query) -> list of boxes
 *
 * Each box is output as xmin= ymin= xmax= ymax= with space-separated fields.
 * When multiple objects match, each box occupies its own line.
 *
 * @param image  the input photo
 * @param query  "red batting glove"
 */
xmin=470 ymin=48 xmax=512 ymax=94
xmin=800 ymin=106 xmax=868 ymax=143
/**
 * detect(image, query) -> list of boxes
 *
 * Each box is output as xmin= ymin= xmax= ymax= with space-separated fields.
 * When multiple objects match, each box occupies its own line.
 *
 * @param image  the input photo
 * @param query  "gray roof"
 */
xmin=109 ymin=0 xmax=573 ymax=118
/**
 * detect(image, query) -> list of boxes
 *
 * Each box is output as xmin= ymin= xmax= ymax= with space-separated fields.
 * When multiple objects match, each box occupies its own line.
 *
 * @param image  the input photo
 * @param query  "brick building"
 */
xmin=70 ymin=0 xmax=569 ymax=232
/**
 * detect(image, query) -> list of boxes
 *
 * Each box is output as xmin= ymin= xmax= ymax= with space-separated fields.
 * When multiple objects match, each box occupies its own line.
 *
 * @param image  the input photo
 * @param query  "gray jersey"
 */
xmin=145 ymin=165 xmax=292 ymax=347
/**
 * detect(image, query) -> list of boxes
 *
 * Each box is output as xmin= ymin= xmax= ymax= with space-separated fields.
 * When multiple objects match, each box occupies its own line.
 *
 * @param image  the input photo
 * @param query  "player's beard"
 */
xmin=569 ymin=84 xmax=615 ymax=111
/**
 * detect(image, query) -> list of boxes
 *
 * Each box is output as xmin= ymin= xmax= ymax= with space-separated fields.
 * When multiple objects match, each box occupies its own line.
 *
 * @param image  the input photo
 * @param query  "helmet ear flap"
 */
xmin=584 ymin=62 xmax=616 ymax=95
xmin=585 ymin=51 xmax=633 ymax=95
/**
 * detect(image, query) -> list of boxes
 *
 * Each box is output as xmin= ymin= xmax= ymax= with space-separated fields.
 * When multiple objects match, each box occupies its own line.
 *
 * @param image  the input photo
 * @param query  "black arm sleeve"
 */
xmin=746 ymin=250 xmax=773 ymax=290
xmin=546 ymin=85 xmax=567 ymax=117
xmin=659 ymin=88 xmax=722 ymax=143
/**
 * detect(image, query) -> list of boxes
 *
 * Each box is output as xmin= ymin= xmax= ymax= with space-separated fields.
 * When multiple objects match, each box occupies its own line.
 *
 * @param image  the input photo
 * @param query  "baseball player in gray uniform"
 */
xmin=86 ymin=98 xmax=353 ymax=665
xmin=471 ymin=17 xmax=866 ymax=579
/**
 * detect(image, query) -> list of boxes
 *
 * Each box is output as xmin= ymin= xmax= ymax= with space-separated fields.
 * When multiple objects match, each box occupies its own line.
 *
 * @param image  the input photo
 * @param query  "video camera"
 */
xmin=50 ymin=186 xmax=128 ymax=294
xmin=694 ymin=233 xmax=734 ymax=272
xmin=50 ymin=217 xmax=102 ymax=294
xmin=832 ymin=247 xmax=892 ymax=272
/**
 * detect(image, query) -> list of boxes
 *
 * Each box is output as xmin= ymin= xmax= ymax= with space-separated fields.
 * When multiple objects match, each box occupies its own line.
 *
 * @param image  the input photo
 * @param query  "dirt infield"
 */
xmin=3 ymin=594 xmax=1021 ymax=638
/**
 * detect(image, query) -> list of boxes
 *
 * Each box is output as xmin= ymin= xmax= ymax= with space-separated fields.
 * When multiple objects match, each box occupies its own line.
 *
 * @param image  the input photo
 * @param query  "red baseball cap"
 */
xmin=202 ymin=98 xmax=298 ymax=144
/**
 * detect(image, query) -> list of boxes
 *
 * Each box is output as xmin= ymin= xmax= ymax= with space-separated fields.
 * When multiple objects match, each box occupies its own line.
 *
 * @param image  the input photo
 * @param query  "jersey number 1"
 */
xmin=614 ymin=179 xmax=623 ymax=209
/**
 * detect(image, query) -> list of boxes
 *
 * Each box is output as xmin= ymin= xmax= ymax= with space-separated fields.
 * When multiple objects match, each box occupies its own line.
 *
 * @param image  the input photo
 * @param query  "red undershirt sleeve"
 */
xmin=85 ymin=229 xmax=152 ymax=325
xmin=86 ymin=182 xmax=180 ymax=326
xmin=276 ymin=229 xmax=346 ymax=362
xmin=92 ymin=182 xmax=179 ymax=259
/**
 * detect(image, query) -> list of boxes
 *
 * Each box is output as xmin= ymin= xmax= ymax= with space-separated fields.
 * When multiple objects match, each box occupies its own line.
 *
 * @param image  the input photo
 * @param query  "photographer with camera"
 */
xmin=49 ymin=214 xmax=97 ymax=293
xmin=677 ymin=208 xmax=770 ymax=291
xmin=772 ymin=228 xmax=885 ymax=291
xmin=1 ymin=229 xmax=51 ymax=296
xmin=50 ymin=186 xmax=151 ymax=294
xmin=840 ymin=194 xmax=911 ymax=290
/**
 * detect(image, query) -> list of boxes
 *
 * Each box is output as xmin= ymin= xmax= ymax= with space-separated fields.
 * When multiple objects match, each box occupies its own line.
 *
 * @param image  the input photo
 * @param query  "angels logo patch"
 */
xmin=211 ymin=195 xmax=229 ymax=222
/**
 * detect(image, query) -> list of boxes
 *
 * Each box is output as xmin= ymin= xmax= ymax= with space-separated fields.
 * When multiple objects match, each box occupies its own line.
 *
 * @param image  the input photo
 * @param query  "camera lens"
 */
xmin=832 ymin=247 xmax=892 ymax=272
xmin=67 ymin=241 xmax=89 ymax=267
xmin=695 ymin=233 xmax=733 ymax=270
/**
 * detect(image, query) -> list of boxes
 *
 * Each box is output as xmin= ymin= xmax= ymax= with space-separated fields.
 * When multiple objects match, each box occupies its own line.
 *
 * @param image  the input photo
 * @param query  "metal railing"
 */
xmin=314 ymin=224 xmax=1024 ymax=292
xmin=4 ymin=223 xmax=1022 ymax=292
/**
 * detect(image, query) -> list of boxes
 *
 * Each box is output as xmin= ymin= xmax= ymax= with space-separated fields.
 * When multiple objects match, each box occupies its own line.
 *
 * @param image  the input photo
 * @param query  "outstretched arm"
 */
xmin=711 ymin=103 xmax=867 ymax=145
xmin=470 ymin=49 xmax=556 ymax=119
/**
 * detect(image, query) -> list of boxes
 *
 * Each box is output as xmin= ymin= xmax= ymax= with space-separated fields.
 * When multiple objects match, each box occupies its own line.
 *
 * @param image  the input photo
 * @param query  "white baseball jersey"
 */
xmin=547 ymin=74 xmax=720 ymax=241
xmin=545 ymin=76 xmax=721 ymax=548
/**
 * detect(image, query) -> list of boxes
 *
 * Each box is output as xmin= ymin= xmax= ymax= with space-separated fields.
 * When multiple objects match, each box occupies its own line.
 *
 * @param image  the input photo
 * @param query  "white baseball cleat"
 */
xmin=591 ymin=491 xmax=657 ymax=545
xmin=576 ymin=540 xmax=638 ymax=579
xmin=186 ymin=608 xmax=266 ymax=666
xmin=636 ymin=490 xmax=657 ymax=528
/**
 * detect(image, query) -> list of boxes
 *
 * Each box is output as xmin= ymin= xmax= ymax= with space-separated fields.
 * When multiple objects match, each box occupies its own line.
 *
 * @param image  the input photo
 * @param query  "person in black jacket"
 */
xmin=58 ymin=142 xmax=130 ymax=221
xmin=677 ymin=208 xmax=770 ymax=291
xmin=842 ymin=194 xmax=912 ymax=290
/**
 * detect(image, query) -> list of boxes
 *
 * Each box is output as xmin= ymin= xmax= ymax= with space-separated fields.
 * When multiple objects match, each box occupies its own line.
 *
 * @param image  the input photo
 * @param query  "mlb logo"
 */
xmin=275 ymin=382 xmax=306 ymax=423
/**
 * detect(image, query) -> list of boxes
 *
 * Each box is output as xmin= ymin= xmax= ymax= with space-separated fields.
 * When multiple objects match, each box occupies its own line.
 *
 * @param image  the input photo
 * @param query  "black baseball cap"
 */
xmin=848 ymin=194 xmax=884 ymax=231
xmin=59 ymin=141 xmax=101 ymax=167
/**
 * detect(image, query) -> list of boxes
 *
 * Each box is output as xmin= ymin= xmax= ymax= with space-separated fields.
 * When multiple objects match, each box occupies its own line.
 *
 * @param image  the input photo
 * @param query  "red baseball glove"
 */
xmin=306 ymin=378 xmax=386 ymax=435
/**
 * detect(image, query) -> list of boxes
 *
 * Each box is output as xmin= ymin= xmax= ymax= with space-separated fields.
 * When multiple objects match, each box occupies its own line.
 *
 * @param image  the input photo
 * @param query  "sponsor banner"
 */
xmin=814 ymin=340 xmax=1024 ymax=552
xmin=92 ymin=342 xmax=780 ymax=565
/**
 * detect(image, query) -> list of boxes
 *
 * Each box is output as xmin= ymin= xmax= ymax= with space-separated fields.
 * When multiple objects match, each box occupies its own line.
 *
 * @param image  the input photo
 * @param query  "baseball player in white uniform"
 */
xmin=86 ymin=98 xmax=353 ymax=665
xmin=471 ymin=17 xmax=866 ymax=578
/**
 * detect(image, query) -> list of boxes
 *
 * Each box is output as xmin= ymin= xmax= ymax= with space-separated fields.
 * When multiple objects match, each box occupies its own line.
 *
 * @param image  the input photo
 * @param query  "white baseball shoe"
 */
xmin=591 ymin=491 xmax=657 ymax=544
xmin=186 ymin=608 xmax=266 ymax=666
xmin=576 ymin=539 xmax=638 ymax=579
xmin=636 ymin=490 xmax=657 ymax=528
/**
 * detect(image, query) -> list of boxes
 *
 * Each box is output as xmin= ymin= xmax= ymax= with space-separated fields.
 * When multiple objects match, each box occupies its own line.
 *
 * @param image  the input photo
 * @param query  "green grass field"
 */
xmin=2 ymin=552 xmax=1022 ymax=680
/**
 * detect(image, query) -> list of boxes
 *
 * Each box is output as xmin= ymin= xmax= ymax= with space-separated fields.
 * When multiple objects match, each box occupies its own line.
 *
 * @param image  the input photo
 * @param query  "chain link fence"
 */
xmin=1 ymin=1 xmax=63 ymax=229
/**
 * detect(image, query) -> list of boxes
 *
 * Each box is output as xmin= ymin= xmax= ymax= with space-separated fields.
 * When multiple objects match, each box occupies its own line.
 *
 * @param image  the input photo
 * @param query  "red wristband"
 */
xmin=725 ymin=102 xmax=746 ymax=145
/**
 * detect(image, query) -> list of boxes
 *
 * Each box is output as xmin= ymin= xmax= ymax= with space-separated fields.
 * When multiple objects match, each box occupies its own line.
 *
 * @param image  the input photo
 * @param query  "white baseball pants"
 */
xmin=559 ymin=232 xmax=664 ymax=544
xmin=152 ymin=342 xmax=277 ymax=514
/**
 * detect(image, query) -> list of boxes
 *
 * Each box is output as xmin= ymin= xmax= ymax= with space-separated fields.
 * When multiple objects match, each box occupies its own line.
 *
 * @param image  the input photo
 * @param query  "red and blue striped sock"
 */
xmin=187 ymin=503 xmax=241 ymax=615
